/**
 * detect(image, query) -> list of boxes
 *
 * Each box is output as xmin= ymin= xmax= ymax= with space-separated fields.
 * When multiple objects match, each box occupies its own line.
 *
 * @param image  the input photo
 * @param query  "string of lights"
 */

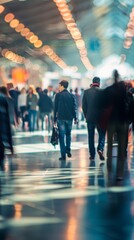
xmin=53 ymin=0 xmax=94 ymax=70
xmin=0 ymin=4 xmax=69 ymax=70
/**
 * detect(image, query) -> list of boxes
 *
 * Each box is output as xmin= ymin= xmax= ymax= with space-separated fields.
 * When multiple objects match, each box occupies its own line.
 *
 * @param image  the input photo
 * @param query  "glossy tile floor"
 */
xmin=0 ymin=127 xmax=134 ymax=240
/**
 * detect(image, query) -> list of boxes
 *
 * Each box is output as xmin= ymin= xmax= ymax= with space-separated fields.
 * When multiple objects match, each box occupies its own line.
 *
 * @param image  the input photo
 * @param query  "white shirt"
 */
xmin=18 ymin=93 xmax=27 ymax=109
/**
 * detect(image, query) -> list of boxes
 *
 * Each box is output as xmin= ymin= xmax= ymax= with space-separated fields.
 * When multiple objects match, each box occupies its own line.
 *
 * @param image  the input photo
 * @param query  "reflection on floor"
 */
xmin=0 ymin=129 xmax=134 ymax=240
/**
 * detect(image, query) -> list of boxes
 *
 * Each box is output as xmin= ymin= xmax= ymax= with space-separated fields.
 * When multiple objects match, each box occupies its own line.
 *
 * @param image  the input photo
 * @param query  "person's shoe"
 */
xmin=97 ymin=150 xmax=105 ymax=160
xmin=116 ymin=176 xmax=123 ymax=181
xmin=67 ymin=152 xmax=72 ymax=158
xmin=59 ymin=156 xmax=66 ymax=161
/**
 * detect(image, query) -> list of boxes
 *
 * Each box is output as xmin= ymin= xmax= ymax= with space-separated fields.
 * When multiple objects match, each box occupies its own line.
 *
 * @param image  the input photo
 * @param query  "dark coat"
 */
xmin=54 ymin=89 xmax=77 ymax=122
xmin=38 ymin=93 xmax=53 ymax=113
xmin=82 ymin=86 xmax=103 ymax=124
xmin=0 ymin=94 xmax=13 ymax=152
xmin=9 ymin=89 xmax=19 ymax=117
xmin=103 ymin=81 xmax=133 ymax=124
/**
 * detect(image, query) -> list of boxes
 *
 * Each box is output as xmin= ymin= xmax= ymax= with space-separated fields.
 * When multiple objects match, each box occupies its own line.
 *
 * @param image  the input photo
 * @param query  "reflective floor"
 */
xmin=0 ymin=128 xmax=134 ymax=240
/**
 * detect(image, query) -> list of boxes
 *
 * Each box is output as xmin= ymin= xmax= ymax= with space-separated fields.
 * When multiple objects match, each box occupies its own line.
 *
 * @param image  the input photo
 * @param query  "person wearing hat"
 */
xmin=82 ymin=77 xmax=106 ymax=161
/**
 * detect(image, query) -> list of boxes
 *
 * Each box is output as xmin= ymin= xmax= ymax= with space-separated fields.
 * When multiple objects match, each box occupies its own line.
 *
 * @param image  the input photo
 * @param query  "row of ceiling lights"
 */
xmin=0 ymin=4 xmax=70 ymax=70
xmin=53 ymin=0 xmax=94 ymax=70
xmin=42 ymin=45 xmax=68 ymax=69
xmin=124 ymin=7 xmax=134 ymax=49
xmin=1 ymin=48 xmax=26 ymax=64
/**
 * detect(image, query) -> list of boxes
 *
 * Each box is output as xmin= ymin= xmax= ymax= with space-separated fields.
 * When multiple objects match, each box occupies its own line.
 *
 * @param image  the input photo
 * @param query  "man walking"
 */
xmin=54 ymin=80 xmax=77 ymax=161
xmin=82 ymin=77 xmax=106 ymax=161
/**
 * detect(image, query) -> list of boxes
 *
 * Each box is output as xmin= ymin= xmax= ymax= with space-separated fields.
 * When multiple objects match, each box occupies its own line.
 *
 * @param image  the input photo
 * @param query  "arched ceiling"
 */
xmin=0 ymin=0 xmax=134 ymax=73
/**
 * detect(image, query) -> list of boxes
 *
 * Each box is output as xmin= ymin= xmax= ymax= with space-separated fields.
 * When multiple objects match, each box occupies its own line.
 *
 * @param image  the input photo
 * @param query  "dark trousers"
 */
xmin=57 ymin=120 xmax=72 ymax=158
xmin=87 ymin=122 xmax=106 ymax=158
xmin=20 ymin=106 xmax=27 ymax=129
xmin=0 ymin=140 xmax=4 ymax=161
xmin=28 ymin=110 xmax=37 ymax=131
xmin=107 ymin=121 xmax=128 ymax=177
xmin=40 ymin=112 xmax=52 ymax=132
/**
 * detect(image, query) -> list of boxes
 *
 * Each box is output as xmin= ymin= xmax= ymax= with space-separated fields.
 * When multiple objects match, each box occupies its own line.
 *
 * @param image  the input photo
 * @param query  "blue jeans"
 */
xmin=87 ymin=122 xmax=106 ymax=158
xmin=28 ymin=110 xmax=37 ymax=131
xmin=57 ymin=120 xmax=73 ymax=158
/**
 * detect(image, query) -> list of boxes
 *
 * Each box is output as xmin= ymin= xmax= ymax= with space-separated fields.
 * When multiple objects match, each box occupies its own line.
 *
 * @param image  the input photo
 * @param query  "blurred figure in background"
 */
xmin=7 ymin=82 xmax=19 ymax=124
xmin=74 ymin=88 xmax=81 ymax=128
xmin=27 ymin=85 xmax=38 ymax=132
xmin=104 ymin=70 xmax=133 ymax=180
xmin=38 ymin=89 xmax=53 ymax=131
xmin=18 ymin=87 xmax=27 ymax=131
xmin=0 ymin=86 xmax=16 ymax=135
xmin=0 ymin=91 xmax=13 ymax=168
xmin=36 ymin=87 xmax=42 ymax=130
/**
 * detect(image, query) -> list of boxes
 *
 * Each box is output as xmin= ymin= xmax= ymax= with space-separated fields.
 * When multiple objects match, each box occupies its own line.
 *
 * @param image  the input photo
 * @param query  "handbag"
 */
xmin=50 ymin=126 xmax=59 ymax=147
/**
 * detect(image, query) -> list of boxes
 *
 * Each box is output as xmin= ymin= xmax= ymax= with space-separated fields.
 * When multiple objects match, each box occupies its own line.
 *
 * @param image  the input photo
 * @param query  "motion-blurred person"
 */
xmin=0 ymin=86 xmax=16 ymax=135
xmin=0 ymin=92 xmax=13 ymax=168
xmin=74 ymin=88 xmax=81 ymax=128
xmin=82 ymin=77 xmax=106 ymax=161
xmin=54 ymin=80 xmax=78 ymax=161
xmin=18 ymin=87 xmax=27 ymax=130
xmin=27 ymin=85 xmax=38 ymax=132
xmin=36 ymin=87 xmax=42 ymax=130
xmin=104 ymin=70 xmax=133 ymax=180
xmin=38 ymin=89 xmax=53 ymax=131
xmin=7 ymin=82 xmax=19 ymax=123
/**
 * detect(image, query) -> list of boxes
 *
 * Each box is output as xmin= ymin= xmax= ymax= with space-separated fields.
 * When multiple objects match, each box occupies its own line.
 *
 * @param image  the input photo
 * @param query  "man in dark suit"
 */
xmin=7 ymin=82 xmax=19 ymax=123
xmin=82 ymin=77 xmax=106 ymax=161
xmin=54 ymin=80 xmax=77 ymax=161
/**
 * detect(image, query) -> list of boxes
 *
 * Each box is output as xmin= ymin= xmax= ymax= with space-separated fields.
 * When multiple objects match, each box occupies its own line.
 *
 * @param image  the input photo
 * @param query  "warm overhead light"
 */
xmin=0 ymin=5 xmax=5 ymax=14
xmin=15 ymin=23 xmax=25 ymax=32
xmin=29 ymin=35 xmax=38 ymax=43
xmin=26 ymin=31 xmax=34 ymax=40
xmin=53 ymin=0 xmax=93 ymax=70
xmin=34 ymin=40 xmax=43 ymax=48
xmin=1 ymin=48 xmax=8 ymax=56
xmin=4 ymin=13 xmax=14 ymax=22
xmin=20 ymin=27 xmax=30 ymax=36
xmin=10 ymin=19 xmax=19 ymax=28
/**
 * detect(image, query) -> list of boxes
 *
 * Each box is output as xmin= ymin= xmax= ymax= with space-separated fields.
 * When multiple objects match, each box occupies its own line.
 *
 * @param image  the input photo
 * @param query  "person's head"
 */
xmin=0 ymin=86 xmax=9 ymax=97
xmin=92 ymin=77 xmax=100 ymax=87
xmin=59 ymin=80 xmax=69 ymax=92
xmin=21 ymin=87 xmax=26 ymax=94
xmin=36 ymin=87 xmax=42 ymax=93
xmin=44 ymin=89 xmax=48 ymax=94
xmin=28 ymin=85 xmax=36 ymax=94
xmin=7 ymin=82 xmax=14 ymax=90
xmin=74 ymin=88 xmax=78 ymax=94
xmin=113 ymin=69 xmax=119 ymax=83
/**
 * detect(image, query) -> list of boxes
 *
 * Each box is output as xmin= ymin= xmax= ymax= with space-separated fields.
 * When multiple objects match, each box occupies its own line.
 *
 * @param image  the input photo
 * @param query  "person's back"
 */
xmin=83 ymin=86 xmax=103 ymax=124
xmin=54 ymin=89 xmax=76 ymax=121
xmin=54 ymin=80 xmax=77 ymax=161
xmin=82 ymin=77 xmax=106 ymax=161
xmin=38 ymin=91 xmax=53 ymax=113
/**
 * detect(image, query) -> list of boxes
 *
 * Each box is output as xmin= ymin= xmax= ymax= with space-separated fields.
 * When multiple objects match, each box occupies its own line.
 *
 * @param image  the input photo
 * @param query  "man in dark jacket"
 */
xmin=82 ymin=77 xmax=106 ymax=161
xmin=38 ymin=89 xmax=53 ymax=131
xmin=54 ymin=80 xmax=77 ymax=160
xmin=0 ymin=93 xmax=13 ymax=169
xmin=7 ymin=82 xmax=19 ymax=123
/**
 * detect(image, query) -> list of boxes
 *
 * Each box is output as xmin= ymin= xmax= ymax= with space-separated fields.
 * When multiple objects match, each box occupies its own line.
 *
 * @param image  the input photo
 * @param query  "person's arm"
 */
xmin=54 ymin=93 xmax=59 ymax=123
xmin=82 ymin=91 xmax=87 ymax=118
xmin=72 ymin=94 xmax=78 ymax=123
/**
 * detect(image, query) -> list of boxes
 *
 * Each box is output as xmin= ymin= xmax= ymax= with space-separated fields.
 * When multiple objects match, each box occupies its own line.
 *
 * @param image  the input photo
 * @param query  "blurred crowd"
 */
xmin=0 ymin=70 xmax=134 ymax=180
xmin=0 ymin=83 xmax=84 ymax=133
